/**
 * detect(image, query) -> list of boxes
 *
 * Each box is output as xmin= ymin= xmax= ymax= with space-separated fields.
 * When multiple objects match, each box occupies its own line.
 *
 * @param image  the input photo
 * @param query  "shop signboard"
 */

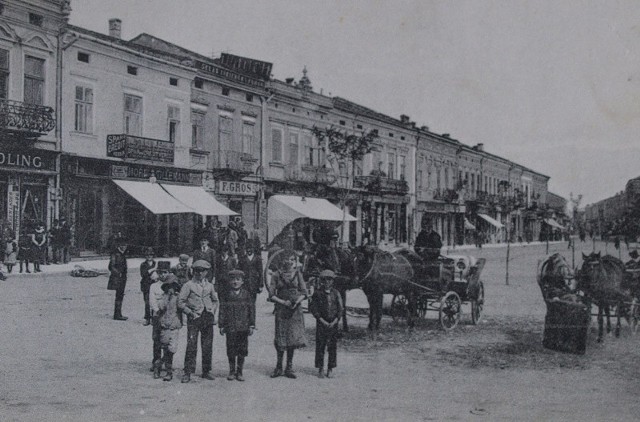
xmin=0 ymin=149 xmax=56 ymax=173
xmin=217 ymin=180 xmax=259 ymax=196
xmin=110 ymin=163 xmax=202 ymax=185
xmin=106 ymin=134 xmax=174 ymax=164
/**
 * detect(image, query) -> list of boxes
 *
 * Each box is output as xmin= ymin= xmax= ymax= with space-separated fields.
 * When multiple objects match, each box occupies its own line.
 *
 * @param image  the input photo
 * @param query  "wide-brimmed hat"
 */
xmin=319 ymin=269 xmax=336 ymax=279
xmin=157 ymin=261 xmax=171 ymax=272
xmin=192 ymin=260 xmax=211 ymax=270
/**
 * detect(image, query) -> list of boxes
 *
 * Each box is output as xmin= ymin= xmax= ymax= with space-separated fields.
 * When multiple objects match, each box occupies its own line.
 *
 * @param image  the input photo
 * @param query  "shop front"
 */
xmin=60 ymin=155 xmax=220 ymax=257
xmin=0 ymin=148 xmax=58 ymax=239
xmin=208 ymin=178 xmax=262 ymax=240
xmin=415 ymin=201 xmax=461 ymax=247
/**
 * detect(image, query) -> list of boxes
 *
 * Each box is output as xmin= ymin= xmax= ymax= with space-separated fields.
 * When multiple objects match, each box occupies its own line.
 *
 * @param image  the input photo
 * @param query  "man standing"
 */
xmin=107 ymin=238 xmax=129 ymax=321
xmin=49 ymin=219 xmax=61 ymax=264
xmin=178 ymin=260 xmax=219 ymax=383
xmin=192 ymin=237 xmax=216 ymax=284
xmin=59 ymin=218 xmax=71 ymax=263
xmin=238 ymin=244 xmax=263 ymax=302
xmin=414 ymin=217 xmax=442 ymax=261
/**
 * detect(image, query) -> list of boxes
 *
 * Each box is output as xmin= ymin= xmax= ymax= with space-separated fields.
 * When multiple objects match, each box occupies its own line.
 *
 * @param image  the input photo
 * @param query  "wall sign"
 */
xmin=218 ymin=180 xmax=259 ymax=196
xmin=106 ymin=134 xmax=174 ymax=164
xmin=111 ymin=164 xmax=202 ymax=185
xmin=0 ymin=150 xmax=56 ymax=172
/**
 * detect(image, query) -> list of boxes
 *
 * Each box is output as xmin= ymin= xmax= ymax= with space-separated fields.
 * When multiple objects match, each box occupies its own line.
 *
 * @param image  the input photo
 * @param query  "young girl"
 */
xmin=18 ymin=231 xmax=31 ymax=274
xmin=4 ymin=235 xmax=17 ymax=273
xmin=267 ymin=251 xmax=308 ymax=379
xmin=30 ymin=223 xmax=47 ymax=273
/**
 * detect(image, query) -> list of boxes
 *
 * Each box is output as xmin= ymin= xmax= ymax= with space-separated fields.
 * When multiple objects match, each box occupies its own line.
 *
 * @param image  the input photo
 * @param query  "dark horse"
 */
xmin=577 ymin=252 xmax=634 ymax=342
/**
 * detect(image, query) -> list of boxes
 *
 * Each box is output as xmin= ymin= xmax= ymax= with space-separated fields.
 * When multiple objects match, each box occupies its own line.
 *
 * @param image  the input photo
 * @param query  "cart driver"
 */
xmin=414 ymin=217 xmax=442 ymax=262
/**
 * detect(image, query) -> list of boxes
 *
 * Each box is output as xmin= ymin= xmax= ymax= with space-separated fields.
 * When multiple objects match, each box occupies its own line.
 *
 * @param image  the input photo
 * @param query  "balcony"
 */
xmin=354 ymin=174 xmax=409 ymax=195
xmin=106 ymin=134 xmax=174 ymax=164
xmin=285 ymin=165 xmax=336 ymax=185
xmin=0 ymin=99 xmax=56 ymax=140
xmin=212 ymin=150 xmax=256 ymax=174
xmin=433 ymin=188 xmax=459 ymax=203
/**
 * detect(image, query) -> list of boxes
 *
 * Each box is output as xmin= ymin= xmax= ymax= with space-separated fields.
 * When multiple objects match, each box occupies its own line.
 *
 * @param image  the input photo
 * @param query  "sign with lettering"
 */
xmin=195 ymin=60 xmax=266 ymax=88
xmin=106 ymin=134 xmax=174 ymax=164
xmin=0 ymin=150 xmax=56 ymax=172
xmin=218 ymin=180 xmax=259 ymax=196
xmin=111 ymin=163 xmax=202 ymax=185
xmin=7 ymin=183 xmax=19 ymax=238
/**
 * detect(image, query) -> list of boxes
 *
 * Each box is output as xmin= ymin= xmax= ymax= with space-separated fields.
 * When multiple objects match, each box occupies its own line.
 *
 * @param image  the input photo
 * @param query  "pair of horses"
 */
xmin=539 ymin=252 xmax=640 ymax=343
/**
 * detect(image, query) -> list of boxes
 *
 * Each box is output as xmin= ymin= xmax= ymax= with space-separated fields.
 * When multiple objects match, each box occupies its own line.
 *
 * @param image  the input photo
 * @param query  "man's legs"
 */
xmin=200 ymin=320 xmax=214 ymax=376
xmin=183 ymin=321 xmax=199 ymax=377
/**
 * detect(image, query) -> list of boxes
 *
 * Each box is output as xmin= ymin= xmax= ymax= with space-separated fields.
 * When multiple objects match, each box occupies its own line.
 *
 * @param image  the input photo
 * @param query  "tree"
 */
xmin=312 ymin=126 xmax=379 ymax=243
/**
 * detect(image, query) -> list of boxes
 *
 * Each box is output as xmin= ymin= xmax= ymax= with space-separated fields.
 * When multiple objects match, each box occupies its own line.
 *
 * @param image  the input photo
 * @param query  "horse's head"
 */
xmin=352 ymin=245 xmax=377 ymax=283
xmin=578 ymin=252 xmax=602 ymax=290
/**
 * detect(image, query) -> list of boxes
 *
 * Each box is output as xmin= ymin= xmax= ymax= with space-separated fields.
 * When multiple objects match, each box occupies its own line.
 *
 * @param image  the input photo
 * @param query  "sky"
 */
xmin=69 ymin=0 xmax=640 ymax=206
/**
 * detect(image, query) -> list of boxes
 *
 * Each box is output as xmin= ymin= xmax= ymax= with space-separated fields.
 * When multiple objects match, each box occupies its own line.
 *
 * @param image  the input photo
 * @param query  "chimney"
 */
xmin=475 ymin=143 xmax=484 ymax=152
xmin=285 ymin=77 xmax=294 ymax=85
xmin=109 ymin=18 xmax=122 ymax=39
xmin=420 ymin=125 xmax=429 ymax=131
xmin=442 ymin=133 xmax=450 ymax=138
xmin=400 ymin=114 xmax=410 ymax=124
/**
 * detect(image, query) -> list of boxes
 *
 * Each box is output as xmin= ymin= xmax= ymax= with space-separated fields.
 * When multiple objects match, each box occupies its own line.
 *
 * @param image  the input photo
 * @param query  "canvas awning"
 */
xmin=160 ymin=184 xmax=236 ymax=216
xmin=113 ymin=180 xmax=193 ymax=214
xmin=464 ymin=218 xmax=476 ymax=230
xmin=477 ymin=213 xmax=504 ymax=229
xmin=544 ymin=218 xmax=565 ymax=230
xmin=267 ymin=195 xmax=357 ymax=242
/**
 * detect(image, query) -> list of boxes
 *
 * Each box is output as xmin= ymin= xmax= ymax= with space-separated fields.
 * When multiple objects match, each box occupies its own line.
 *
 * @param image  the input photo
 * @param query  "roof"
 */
xmin=333 ymin=97 xmax=409 ymax=129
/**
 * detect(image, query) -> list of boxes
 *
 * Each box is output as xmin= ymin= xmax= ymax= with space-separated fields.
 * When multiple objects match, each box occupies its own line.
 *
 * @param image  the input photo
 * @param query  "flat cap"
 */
xmin=179 ymin=254 xmax=190 ymax=260
xmin=228 ymin=269 xmax=245 ymax=277
xmin=319 ymin=269 xmax=336 ymax=279
xmin=192 ymin=260 xmax=211 ymax=270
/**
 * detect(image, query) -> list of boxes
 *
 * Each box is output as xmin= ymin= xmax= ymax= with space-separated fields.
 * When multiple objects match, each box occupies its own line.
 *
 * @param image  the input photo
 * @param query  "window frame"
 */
xmin=191 ymin=111 xmax=205 ymax=149
xmin=123 ymin=93 xmax=143 ymax=136
xmin=167 ymin=104 xmax=181 ymax=143
xmin=241 ymin=121 xmax=255 ymax=155
xmin=24 ymin=55 xmax=45 ymax=105
xmin=271 ymin=127 xmax=283 ymax=163
xmin=74 ymin=84 xmax=94 ymax=134
xmin=0 ymin=48 xmax=9 ymax=99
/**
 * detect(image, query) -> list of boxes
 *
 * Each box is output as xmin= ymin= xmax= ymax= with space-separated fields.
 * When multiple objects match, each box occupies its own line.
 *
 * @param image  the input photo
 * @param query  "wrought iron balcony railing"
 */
xmin=284 ymin=165 xmax=336 ymax=185
xmin=0 ymin=98 xmax=56 ymax=138
xmin=354 ymin=175 xmax=409 ymax=195
xmin=212 ymin=150 xmax=256 ymax=173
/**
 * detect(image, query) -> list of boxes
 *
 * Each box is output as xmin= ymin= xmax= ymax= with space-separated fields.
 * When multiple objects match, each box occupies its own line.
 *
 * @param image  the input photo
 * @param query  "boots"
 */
xmin=163 ymin=353 xmax=173 ymax=381
xmin=284 ymin=349 xmax=296 ymax=379
xmin=113 ymin=300 xmax=128 ymax=321
xmin=153 ymin=361 xmax=162 ymax=379
xmin=236 ymin=357 xmax=245 ymax=382
xmin=270 ymin=350 xmax=284 ymax=378
xmin=227 ymin=357 xmax=236 ymax=381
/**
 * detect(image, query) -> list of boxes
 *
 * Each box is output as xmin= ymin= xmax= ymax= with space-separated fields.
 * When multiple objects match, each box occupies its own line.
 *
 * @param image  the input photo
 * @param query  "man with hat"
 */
xmin=238 ymin=243 xmax=263 ymax=303
xmin=219 ymin=269 xmax=255 ymax=381
xmin=140 ymin=247 xmax=158 ymax=326
xmin=309 ymin=269 xmax=343 ymax=379
xmin=192 ymin=237 xmax=216 ymax=284
xmin=107 ymin=237 xmax=129 ymax=321
xmin=178 ymin=259 xmax=219 ymax=383
xmin=414 ymin=217 xmax=442 ymax=261
xmin=148 ymin=261 xmax=172 ymax=375
xmin=171 ymin=254 xmax=192 ymax=287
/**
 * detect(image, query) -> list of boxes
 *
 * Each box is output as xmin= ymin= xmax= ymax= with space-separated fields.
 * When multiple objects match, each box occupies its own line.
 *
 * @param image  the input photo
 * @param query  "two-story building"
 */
xmin=0 ymin=0 xmax=65 ymax=239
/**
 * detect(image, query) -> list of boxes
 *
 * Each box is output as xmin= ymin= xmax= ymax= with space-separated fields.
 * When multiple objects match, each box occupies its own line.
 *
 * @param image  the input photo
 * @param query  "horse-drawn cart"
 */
xmin=388 ymin=251 xmax=486 ymax=331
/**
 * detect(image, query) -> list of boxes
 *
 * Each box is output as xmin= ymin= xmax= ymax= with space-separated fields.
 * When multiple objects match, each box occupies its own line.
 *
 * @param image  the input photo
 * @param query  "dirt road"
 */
xmin=1 ymin=240 xmax=639 ymax=421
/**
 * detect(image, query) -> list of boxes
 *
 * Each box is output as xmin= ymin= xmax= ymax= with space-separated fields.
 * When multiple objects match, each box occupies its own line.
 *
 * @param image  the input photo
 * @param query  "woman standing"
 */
xmin=30 ymin=223 xmax=47 ymax=273
xmin=267 ymin=251 xmax=308 ymax=379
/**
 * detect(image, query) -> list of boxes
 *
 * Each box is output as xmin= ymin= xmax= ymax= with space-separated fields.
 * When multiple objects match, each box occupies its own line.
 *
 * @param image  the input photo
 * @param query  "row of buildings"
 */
xmin=1 ymin=1 xmax=557 ymax=257
xmin=584 ymin=176 xmax=640 ymax=236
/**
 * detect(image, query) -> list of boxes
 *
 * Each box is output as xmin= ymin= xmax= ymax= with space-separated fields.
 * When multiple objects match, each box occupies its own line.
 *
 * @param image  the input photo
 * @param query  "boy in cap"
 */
xmin=219 ymin=269 xmax=255 ymax=381
xmin=155 ymin=275 xmax=183 ymax=381
xmin=139 ymin=247 xmax=157 ymax=326
xmin=178 ymin=259 xmax=218 ymax=383
xmin=148 ymin=261 xmax=171 ymax=375
xmin=192 ymin=237 xmax=216 ymax=284
xmin=171 ymin=254 xmax=192 ymax=287
xmin=309 ymin=270 xmax=343 ymax=379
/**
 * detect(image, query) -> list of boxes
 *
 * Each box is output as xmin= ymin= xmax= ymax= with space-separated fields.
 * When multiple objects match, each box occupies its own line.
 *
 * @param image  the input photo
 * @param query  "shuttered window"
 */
xmin=24 ymin=56 xmax=45 ymax=104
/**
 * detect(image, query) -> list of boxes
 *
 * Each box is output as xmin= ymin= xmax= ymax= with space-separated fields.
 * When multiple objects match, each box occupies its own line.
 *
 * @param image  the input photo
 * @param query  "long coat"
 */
xmin=107 ymin=250 xmax=128 ymax=291
xmin=238 ymin=253 xmax=263 ymax=297
xmin=139 ymin=260 xmax=156 ymax=294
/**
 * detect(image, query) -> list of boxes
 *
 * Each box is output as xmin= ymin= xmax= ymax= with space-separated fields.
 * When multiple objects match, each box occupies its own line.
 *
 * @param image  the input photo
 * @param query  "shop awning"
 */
xmin=267 ymin=195 xmax=357 ymax=242
xmin=544 ymin=218 xmax=565 ymax=230
xmin=464 ymin=218 xmax=476 ymax=230
xmin=113 ymin=180 xmax=193 ymax=214
xmin=160 ymin=184 xmax=236 ymax=216
xmin=477 ymin=213 xmax=504 ymax=229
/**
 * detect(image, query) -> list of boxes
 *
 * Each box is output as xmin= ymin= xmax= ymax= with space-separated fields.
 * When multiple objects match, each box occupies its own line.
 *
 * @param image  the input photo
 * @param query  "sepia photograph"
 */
xmin=0 ymin=0 xmax=639 ymax=420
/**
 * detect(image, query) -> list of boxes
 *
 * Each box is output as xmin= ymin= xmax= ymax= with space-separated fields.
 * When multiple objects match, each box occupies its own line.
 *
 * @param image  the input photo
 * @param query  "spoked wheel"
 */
xmin=439 ymin=291 xmax=461 ymax=331
xmin=391 ymin=294 xmax=409 ymax=323
xmin=471 ymin=281 xmax=485 ymax=325
xmin=416 ymin=295 xmax=428 ymax=319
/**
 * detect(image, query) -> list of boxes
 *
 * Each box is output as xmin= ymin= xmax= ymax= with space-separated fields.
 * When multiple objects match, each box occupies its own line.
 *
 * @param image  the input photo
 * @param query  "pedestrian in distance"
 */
xmin=192 ymin=237 xmax=216 ymax=284
xmin=155 ymin=275 xmax=183 ymax=382
xmin=267 ymin=251 xmax=308 ymax=379
xmin=139 ymin=247 xmax=157 ymax=326
xmin=219 ymin=269 xmax=255 ymax=381
xmin=148 ymin=263 xmax=170 ymax=376
xmin=226 ymin=220 xmax=239 ymax=256
xmin=59 ymin=217 xmax=71 ymax=263
xmin=178 ymin=259 xmax=219 ymax=383
xmin=216 ymin=243 xmax=238 ymax=297
xmin=171 ymin=254 xmax=191 ymax=287
xmin=107 ymin=238 xmax=129 ymax=321
xmin=309 ymin=270 xmax=343 ymax=379
xmin=49 ymin=219 xmax=61 ymax=264
xmin=238 ymin=243 xmax=263 ymax=303
xmin=4 ymin=235 xmax=17 ymax=273
xmin=30 ymin=222 xmax=47 ymax=272
xmin=17 ymin=229 xmax=31 ymax=274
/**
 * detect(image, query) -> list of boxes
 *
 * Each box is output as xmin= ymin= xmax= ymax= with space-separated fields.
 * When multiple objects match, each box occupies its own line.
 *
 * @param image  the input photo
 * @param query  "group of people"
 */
xmin=106 ymin=230 xmax=344 ymax=383
xmin=1 ymin=219 xmax=71 ymax=275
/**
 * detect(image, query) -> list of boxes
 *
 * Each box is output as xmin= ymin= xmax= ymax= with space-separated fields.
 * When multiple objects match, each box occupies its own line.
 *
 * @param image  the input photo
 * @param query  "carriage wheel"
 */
xmin=391 ymin=294 xmax=409 ymax=323
xmin=416 ymin=295 xmax=428 ymax=319
xmin=439 ymin=291 xmax=461 ymax=331
xmin=471 ymin=281 xmax=484 ymax=325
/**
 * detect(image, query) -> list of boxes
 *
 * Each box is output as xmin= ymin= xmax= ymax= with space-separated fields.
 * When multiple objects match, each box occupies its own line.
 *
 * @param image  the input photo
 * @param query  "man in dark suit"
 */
xmin=414 ymin=217 xmax=442 ymax=261
xmin=192 ymin=237 xmax=216 ymax=284
xmin=238 ymin=244 xmax=263 ymax=302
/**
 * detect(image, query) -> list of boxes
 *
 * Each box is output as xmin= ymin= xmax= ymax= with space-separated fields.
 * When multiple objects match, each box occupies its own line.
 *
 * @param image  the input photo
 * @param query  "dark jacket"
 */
xmin=414 ymin=230 xmax=442 ymax=259
xmin=216 ymin=254 xmax=238 ymax=296
xmin=171 ymin=263 xmax=191 ymax=286
xmin=310 ymin=288 xmax=343 ymax=323
xmin=107 ymin=250 xmax=127 ymax=291
xmin=139 ymin=260 xmax=156 ymax=293
xmin=238 ymin=253 xmax=263 ymax=296
xmin=218 ymin=288 xmax=255 ymax=333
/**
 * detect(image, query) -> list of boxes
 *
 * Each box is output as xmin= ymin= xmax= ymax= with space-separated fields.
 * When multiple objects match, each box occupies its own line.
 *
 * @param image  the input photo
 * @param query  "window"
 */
xmin=355 ymin=158 xmax=363 ymax=176
xmin=289 ymin=131 xmax=299 ymax=166
xmin=127 ymin=65 xmax=138 ymax=75
xmin=24 ymin=56 xmax=45 ymax=105
xmin=339 ymin=120 xmax=345 ymax=126
xmin=242 ymin=121 xmax=254 ymax=155
xmin=123 ymin=93 xmax=142 ymax=136
xmin=194 ymin=78 xmax=203 ymax=89
xmin=399 ymin=155 xmax=406 ymax=181
xmin=444 ymin=168 xmax=450 ymax=189
xmin=387 ymin=152 xmax=395 ymax=179
xmin=303 ymin=132 xmax=313 ymax=166
xmin=29 ymin=13 xmax=43 ymax=27
xmin=389 ymin=132 xmax=394 ymax=138
xmin=436 ymin=168 xmax=441 ymax=191
xmin=357 ymin=124 xmax=363 ymax=130
xmin=400 ymin=136 xmax=405 ymax=140
xmin=245 ymin=93 xmax=253 ymax=102
xmin=218 ymin=115 xmax=233 ymax=151
xmin=271 ymin=128 xmax=283 ymax=162
xmin=417 ymin=170 xmax=423 ymax=191
xmin=0 ymin=49 xmax=8 ymax=99
xmin=191 ymin=112 xmax=204 ymax=149
xmin=169 ymin=77 xmax=178 ymax=86
xmin=77 ymin=52 xmax=90 ymax=63
xmin=74 ymin=86 xmax=93 ymax=133
xmin=222 ymin=87 xmax=230 ymax=96
xmin=168 ymin=105 xmax=180 ymax=143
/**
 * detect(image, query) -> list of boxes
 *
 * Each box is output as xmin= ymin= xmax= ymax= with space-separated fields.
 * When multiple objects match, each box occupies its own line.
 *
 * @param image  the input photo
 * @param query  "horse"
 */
xmin=577 ymin=252 xmax=633 ymax=342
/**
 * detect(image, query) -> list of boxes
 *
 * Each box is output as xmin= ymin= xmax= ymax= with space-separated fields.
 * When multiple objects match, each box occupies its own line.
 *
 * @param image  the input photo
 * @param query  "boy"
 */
xmin=171 ymin=254 xmax=191 ymax=286
xmin=149 ymin=262 xmax=171 ymax=376
xmin=156 ymin=275 xmax=183 ymax=381
xmin=219 ymin=269 xmax=255 ymax=381
xmin=309 ymin=270 xmax=343 ymax=379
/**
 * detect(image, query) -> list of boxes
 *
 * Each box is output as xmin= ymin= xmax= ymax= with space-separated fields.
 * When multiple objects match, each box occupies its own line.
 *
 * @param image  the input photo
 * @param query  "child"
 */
xmin=5 ymin=235 xmax=17 ymax=273
xmin=309 ymin=270 xmax=343 ymax=379
xmin=17 ymin=232 xmax=31 ymax=274
xmin=155 ymin=275 xmax=183 ymax=381
xmin=148 ymin=263 xmax=171 ymax=375
xmin=171 ymin=254 xmax=191 ymax=287
xmin=219 ymin=269 xmax=255 ymax=381
xmin=139 ymin=247 xmax=157 ymax=326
